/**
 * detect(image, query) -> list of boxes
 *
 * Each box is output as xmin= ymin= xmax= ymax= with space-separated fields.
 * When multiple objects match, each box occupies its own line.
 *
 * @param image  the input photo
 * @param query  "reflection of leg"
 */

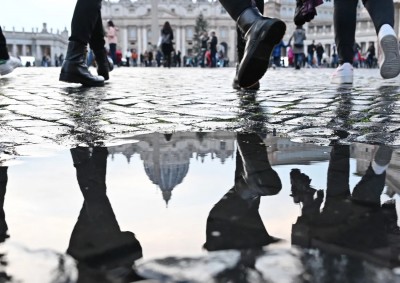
xmin=0 ymin=167 xmax=8 ymax=239
xmin=326 ymin=145 xmax=350 ymax=198
xmin=235 ymin=134 xmax=282 ymax=199
xmin=352 ymin=145 xmax=392 ymax=205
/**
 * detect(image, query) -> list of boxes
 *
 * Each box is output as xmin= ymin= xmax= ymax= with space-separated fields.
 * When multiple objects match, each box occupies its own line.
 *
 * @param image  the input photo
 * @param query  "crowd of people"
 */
xmin=1 ymin=0 xmax=400 ymax=88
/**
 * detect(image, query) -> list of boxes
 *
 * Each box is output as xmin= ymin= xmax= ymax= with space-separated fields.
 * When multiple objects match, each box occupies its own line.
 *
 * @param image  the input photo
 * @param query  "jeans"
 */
xmin=69 ymin=0 xmax=105 ymax=51
xmin=109 ymin=43 xmax=117 ymax=65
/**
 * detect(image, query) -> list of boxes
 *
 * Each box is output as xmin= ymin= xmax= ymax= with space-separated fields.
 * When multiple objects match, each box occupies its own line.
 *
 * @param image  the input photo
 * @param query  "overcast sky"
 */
xmin=2 ymin=0 xmax=77 ymax=32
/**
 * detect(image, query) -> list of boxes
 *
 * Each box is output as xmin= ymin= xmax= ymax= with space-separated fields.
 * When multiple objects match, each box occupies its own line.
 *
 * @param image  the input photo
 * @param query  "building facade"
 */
xmin=101 ymin=0 xmax=237 ymax=63
xmin=3 ymin=23 xmax=68 ymax=67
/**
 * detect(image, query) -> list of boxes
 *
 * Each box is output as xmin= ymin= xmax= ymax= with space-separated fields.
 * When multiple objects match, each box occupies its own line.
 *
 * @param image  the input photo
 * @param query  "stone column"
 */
xmin=229 ymin=27 xmax=236 ymax=64
xmin=151 ymin=0 xmax=159 ymax=47
xmin=120 ymin=26 xmax=128 ymax=55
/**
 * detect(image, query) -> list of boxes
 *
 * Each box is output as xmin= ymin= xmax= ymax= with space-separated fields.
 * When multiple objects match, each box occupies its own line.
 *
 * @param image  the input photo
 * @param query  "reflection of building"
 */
xmin=3 ymin=23 xmax=68 ymax=67
xmin=108 ymin=132 xmax=236 ymax=204
xmin=102 ymin=0 xmax=236 ymax=62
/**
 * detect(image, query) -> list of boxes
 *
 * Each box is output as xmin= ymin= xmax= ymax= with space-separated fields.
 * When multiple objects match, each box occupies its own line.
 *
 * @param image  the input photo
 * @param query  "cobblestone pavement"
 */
xmin=0 ymin=66 xmax=400 ymax=157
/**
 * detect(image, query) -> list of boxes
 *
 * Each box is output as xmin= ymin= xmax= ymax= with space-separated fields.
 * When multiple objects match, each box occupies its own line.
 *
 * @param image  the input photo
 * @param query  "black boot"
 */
xmin=233 ymin=26 xmax=261 ymax=90
xmin=94 ymin=48 xmax=113 ymax=81
xmin=59 ymin=41 xmax=104 ymax=87
xmin=236 ymin=7 xmax=286 ymax=88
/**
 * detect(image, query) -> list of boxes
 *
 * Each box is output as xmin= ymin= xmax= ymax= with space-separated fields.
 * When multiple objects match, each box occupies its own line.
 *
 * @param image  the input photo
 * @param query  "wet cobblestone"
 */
xmin=0 ymin=66 xmax=400 ymax=153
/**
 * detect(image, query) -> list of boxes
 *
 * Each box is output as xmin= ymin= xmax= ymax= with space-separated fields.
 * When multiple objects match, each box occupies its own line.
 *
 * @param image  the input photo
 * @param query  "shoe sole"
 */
xmin=59 ymin=72 xmax=104 ymax=87
xmin=237 ymin=19 xmax=286 ymax=88
xmin=0 ymin=65 xmax=16 ymax=76
xmin=380 ymin=35 xmax=400 ymax=79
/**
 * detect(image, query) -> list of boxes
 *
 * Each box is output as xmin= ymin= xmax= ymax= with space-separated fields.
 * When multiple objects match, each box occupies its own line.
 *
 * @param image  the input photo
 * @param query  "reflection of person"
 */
xmin=291 ymin=144 xmax=400 ymax=269
xmin=0 ymin=27 xmax=22 ymax=76
xmin=68 ymin=147 xmax=144 ymax=282
xmin=59 ymin=0 xmax=111 ymax=86
xmin=0 ymin=167 xmax=8 ymax=241
xmin=220 ymin=0 xmax=286 ymax=88
xmin=204 ymin=133 xmax=282 ymax=252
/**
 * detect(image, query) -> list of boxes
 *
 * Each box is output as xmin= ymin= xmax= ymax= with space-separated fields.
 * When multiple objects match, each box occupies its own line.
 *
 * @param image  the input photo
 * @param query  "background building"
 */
xmin=3 ymin=23 xmax=68 ymax=67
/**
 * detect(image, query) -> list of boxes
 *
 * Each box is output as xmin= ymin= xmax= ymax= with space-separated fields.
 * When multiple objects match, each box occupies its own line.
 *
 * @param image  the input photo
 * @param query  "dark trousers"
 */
xmin=334 ymin=0 xmax=394 ymax=64
xmin=69 ymin=0 xmax=105 ymax=51
xmin=0 ymin=27 xmax=9 ymax=60
xmin=235 ymin=0 xmax=264 ymax=62
xmin=109 ymin=43 xmax=117 ymax=64
xmin=219 ymin=0 xmax=255 ymax=20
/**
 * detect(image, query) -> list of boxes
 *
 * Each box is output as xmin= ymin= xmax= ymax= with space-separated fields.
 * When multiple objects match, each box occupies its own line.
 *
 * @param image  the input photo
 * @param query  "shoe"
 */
xmin=232 ymin=64 xmax=260 ymax=90
xmin=0 ymin=56 xmax=22 ymax=76
xmin=378 ymin=24 xmax=400 ymax=79
xmin=236 ymin=7 xmax=286 ymax=88
xmin=331 ymin=63 xmax=353 ymax=84
xmin=94 ymin=48 xmax=114 ymax=81
xmin=59 ymin=41 xmax=104 ymax=87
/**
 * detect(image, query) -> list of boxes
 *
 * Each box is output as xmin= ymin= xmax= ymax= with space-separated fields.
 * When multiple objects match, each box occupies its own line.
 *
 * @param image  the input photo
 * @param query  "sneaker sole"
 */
xmin=0 ymin=65 xmax=16 ymax=76
xmin=380 ymin=35 xmax=400 ymax=79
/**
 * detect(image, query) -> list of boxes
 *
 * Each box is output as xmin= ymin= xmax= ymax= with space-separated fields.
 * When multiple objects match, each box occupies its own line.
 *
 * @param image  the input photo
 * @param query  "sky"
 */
xmin=2 ymin=0 xmax=227 ymax=33
xmin=2 ymin=0 xmax=77 ymax=33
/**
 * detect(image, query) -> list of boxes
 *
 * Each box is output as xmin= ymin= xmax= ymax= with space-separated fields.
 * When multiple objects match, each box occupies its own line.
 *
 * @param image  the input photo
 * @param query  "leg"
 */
xmin=0 ymin=27 xmax=22 ymax=76
xmin=0 ymin=27 xmax=9 ymax=60
xmin=59 ymin=0 xmax=104 ymax=86
xmin=220 ymin=0 xmax=285 ymax=88
xmin=334 ymin=0 xmax=358 ymax=65
xmin=363 ymin=0 xmax=400 ymax=78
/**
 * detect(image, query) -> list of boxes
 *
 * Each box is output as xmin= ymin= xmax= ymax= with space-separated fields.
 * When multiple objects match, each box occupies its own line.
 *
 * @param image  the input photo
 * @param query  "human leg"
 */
xmin=363 ymin=0 xmax=400 ymax=78
xmin=0 ymin=27 xmax=22 ymax=76
xmin=59 ymin=0 xmax=104 ymax=86
xmin=331 ymin=0 xmax=357 ymax=84
xmin=90 ymin=13 xmax=113 ymax=81
xmin=232 ymin=0 xmax=264 ymax=89
xmin=220 ymin=0 xmax=286 ymax=88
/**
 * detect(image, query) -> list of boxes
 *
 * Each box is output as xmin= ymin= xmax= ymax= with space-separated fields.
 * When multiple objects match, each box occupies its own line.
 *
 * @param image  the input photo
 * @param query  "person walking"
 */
xmin=106 ymin=20 xmax=118 ymax=65
xmin=316 ymin=42 xmax=324 ymax=67
xmin=366 ymin=42 xmax=376 ymax=68
xmin=307 ymin=40 xmax=316 ymax=67
xmin=0 ymin=27 xmax=22 ymax=76
xmin=160 ymin=21 xmax=174 ymax=68
xmin=209 ymin=31 xmax=218 ymax=68
xmin=290 ymin=25 xmax=306 ymax=70
xmin=331 ymin=0 xmax=400 ymax=84
xmin=229 ymin=0 xmax=286 ymax=89
xmin=59 ymin=0 xmax=112 ymax=86
xmin=272 ymin=40 xmax=289 ymax=68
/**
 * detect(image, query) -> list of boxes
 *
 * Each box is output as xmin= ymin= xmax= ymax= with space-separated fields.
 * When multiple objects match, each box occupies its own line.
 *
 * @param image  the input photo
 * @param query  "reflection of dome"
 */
xmin=144 ymin=162 xmax=189 ymax=204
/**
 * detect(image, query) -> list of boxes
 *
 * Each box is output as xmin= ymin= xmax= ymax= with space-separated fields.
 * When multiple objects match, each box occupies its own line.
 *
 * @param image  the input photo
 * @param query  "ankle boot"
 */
xmin=236 ymin=7 xmax=286 ymax=88
xmin=94 ymin=48 xmax=113 ymax=81
xmin=60 ymin=41 xmax=104 ymax=87
xmin=232 ymin=27 xmax=260 ymax=91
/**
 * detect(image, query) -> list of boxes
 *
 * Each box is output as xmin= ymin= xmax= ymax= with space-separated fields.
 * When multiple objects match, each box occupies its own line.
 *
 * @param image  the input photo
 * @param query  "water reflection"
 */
xmin=203 ymin=133 xmax=282 ymax=281
xmin=68 ymin=147 xmax=143 ymax=282
xmin=0 ymin=132 xmax=399 ymax=282
xmin=291 ymin=144 xmax=400 ymax=270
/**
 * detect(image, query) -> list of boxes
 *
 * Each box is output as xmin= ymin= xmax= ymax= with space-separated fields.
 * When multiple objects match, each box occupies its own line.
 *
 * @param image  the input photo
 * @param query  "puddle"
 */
xmin=0 ymin=131 xmax=399 ymax=282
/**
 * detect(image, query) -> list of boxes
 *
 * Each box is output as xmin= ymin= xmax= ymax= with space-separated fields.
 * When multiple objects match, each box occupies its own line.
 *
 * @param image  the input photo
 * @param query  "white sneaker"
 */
xmin=331 ymin=62 xmax=353 ymax=84
xmin=378 ymin=24 xmax=400 ymax=79
xmin=0 ymin=56 xmax=22 ymax=76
